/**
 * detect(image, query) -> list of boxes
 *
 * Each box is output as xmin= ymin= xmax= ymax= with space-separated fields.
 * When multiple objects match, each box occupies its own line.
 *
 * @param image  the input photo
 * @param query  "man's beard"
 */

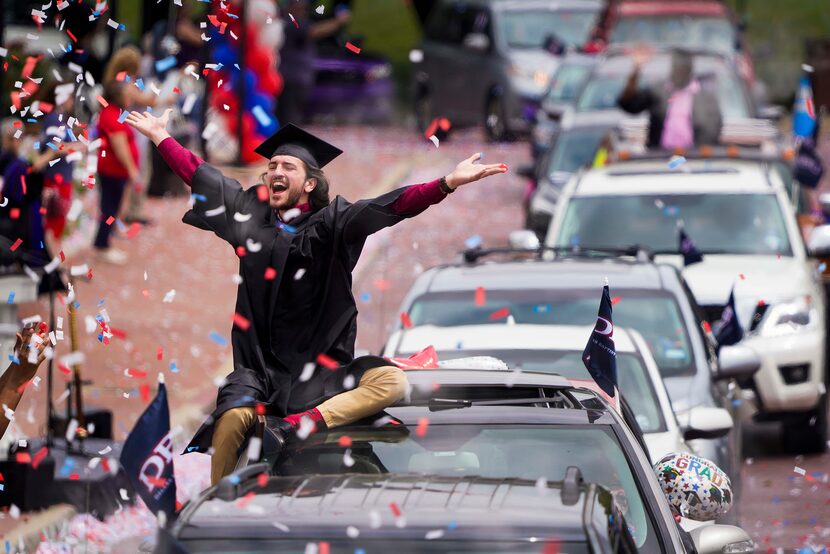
xmin=271 ymin=185 xmax=303 ymax=211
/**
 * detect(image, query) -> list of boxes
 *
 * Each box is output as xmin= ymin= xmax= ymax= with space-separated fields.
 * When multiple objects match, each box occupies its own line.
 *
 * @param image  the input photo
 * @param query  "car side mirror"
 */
xmin=462 ymin=32 xmax=490 ymax=52
xmin=690 ymin=524 xmax=754 ymax=554
xmin=808 ymin=225 xmax=830 ymax=258
xmin=509 ymin=229 xmax=541 ymax=250
xmin=716 ymin=345 xmax=761 ymax=380
xmin=679 ymin=406 xmax=733 ymax=441
xmin=517 ymin=164 xmax=535 ymax=180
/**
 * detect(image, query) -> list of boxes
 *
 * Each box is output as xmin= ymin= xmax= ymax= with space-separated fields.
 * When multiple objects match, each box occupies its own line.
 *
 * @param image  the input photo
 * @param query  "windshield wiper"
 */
xmin=428 ymin=398 xmax=473 ymax=411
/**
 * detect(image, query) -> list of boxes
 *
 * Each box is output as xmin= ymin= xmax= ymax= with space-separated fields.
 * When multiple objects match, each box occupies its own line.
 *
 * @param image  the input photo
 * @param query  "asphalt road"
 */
xmin=8 ymin=125 xmax=829 ymax=551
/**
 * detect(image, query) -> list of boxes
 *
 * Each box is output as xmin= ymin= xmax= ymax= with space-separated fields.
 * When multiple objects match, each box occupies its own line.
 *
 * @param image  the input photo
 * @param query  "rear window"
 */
xmin=610 ymin=16 xmax=737 ymax=54
xmin=408 ymin=289 xmax=695 ymax=377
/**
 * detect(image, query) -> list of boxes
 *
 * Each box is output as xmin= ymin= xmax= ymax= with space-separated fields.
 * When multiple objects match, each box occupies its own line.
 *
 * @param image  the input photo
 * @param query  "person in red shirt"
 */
xmin=95 ymin=81 xmax=140 ymax=265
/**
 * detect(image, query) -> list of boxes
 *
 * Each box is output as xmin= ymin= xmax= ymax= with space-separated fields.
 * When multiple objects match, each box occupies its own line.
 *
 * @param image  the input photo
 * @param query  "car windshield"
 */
xmin=500 ymin=9 xmax=598 ymax=49
xmin=402 ymin=350 xmax=667 ymax=433
xmin=610 ymin=16 xmax=737 ymax=54
xmin=546 ymin=127 xmax=608 ymax=174
xmin=547 ymin=63 xmax=594 ymax=102
xmin=575 ymin=65 xmax=750 ymax=118
xmin=555 ymin=193 xmax=793 ymax=256
xmin=276 ymin=424 xmax=656 ymax=549
xmin=408 ymin=290 xmax=694 ymax=377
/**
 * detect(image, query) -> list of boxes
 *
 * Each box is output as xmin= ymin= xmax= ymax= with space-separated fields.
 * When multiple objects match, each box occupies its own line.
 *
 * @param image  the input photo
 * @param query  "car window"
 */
xmin=609 ymin=16 xmax=737 ymax=54
xmin=545 ymin=127 xmax=608 ymax=174
xmin=425 ymin=3 xmax=466 ymax=43
xmin=576 ymin=62 xmax=750 ymax=118
xmin=408 ymin=289 xmax=695 ymax=377
xmin=547 ymin=63 xmax=594 ymax=102
xmin=555 ymin=193 xmax=793 ymax=256
xmin=414 ymin=349 xmax=667 ymax=433
xmin=498 ymin=8 xmax=598 ymax=49
xmin=174 ymin=539 xmax=593 ymax=553
xmin=276 ymin=425 xmax=658 ymax=549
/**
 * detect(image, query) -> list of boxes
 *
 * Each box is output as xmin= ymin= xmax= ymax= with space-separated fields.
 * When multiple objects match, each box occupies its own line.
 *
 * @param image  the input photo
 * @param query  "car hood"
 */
xmin=661 ymin=255 xmax=816 ymax=326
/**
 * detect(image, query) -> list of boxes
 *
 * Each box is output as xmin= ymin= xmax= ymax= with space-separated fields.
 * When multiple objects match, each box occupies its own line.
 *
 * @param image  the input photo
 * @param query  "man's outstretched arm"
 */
xmin=125 ymin=109 xmax=204 ymax=186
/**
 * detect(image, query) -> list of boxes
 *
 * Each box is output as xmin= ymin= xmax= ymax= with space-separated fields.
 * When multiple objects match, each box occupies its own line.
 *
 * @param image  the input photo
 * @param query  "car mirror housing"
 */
xmin=689 ymin=524 xmax=754 ymax=554
xmin=681 ymin=406 xmax=734 ymax=441
xmin=716 ymin=345 xmax=761 ymax=380
xmin=462 ymin=32 xmax=490 ymax=52
xmin=808 ymin=224 xmax=830 ymax=258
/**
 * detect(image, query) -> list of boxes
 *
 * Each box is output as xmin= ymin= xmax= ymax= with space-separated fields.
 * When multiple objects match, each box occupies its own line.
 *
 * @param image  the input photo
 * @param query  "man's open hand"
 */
xmin=445 ymin=153 xmax=508 ymax=190
xmin=125 ymin=109 xmax=173 ymax=146
xmin=9 ymin=323 xmax=48 ymax=387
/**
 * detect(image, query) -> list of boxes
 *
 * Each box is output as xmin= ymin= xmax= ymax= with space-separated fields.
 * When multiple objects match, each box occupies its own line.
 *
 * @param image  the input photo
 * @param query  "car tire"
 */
xmin=414 ymin=87 xmax=433 ymax=132
xmin=782 ymin=392 xmax=828 ymax=454
xmin=484 ymin=94 xmax=509 ymax=142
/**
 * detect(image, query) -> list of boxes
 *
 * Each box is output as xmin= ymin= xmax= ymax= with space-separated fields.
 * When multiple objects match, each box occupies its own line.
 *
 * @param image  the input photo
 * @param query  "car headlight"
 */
xmin=759 ymin=295 xmax=819 ymax=337
xmin=509 ymin=64 xmax=549 ymax=92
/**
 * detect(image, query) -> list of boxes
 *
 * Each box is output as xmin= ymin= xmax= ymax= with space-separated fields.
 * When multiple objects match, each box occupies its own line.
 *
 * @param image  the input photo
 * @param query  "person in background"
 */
xmin=0 ymin=323 xmax=49 ymax=440
xmin=617 ymin=49 xmax=722 ymax=150
xmin=102 ymin=46 xmax=157 ymax=227
xmin=36 ymin=81 xmax=85 ymax=256
xmin=277 ymin=0 xmax=351 ymax=125
xmin=93 ymin=82 xmax=139 ymax=265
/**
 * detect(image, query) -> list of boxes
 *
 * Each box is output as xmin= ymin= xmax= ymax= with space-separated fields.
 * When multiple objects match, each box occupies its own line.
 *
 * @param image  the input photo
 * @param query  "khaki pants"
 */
xmin=209 ymin=365 xmax=407 ymax=485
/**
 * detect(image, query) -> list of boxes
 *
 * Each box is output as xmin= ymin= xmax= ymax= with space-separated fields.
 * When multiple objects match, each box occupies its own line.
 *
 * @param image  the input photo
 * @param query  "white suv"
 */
xmin=545 ymin=156 xmax=829 ymax=452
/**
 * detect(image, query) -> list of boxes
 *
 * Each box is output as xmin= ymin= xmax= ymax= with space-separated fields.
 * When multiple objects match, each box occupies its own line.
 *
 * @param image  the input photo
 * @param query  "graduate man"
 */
xmin=127 ymin=110 xmax=507 ymax=484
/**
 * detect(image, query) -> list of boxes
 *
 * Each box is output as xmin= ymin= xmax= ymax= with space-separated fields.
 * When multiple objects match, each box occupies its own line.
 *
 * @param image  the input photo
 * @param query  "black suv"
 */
xmin=158 ymin=370 xmax=754 ymax=553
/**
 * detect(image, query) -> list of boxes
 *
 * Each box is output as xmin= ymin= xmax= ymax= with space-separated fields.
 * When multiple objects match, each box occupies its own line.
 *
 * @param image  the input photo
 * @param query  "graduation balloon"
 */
xmin=653 ymin=452 xmax=732 ymax=521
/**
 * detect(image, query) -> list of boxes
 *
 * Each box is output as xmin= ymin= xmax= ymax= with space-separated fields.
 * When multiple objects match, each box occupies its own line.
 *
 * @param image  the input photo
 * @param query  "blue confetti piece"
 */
xmin=5 ymin=540 xmax=9 ymax=553
xmin=98 ymin=298 xmax=105 ymax=306
xmin=532 ymin=304 xmax=551 ymax=314
xmin=186 ymin=446 xmax=199 ymax=452
xmin=209 ymin=331 xmax=228 ymax=347
xmin=818 ymin=262 xmax=827 ymax=272
xmin=40 ymin=241 xmax=44 ymax=249
xmin=226 ymin=12 xmax=239 ymax=18
xmin=359 ymin=292 xmax=371 ymax=303
xmin=731 ymin=398 xmax=742 ymax=406
xmin=279 ymin=223 xmax=297 ymax=234
xmin=73 ymin=301 xmax=80 ymax=309
xmin=67 ymin=129 xmax=77 ymax=142
xmin=135 ymin=78 xmax=145 ymax=91
xmin=7 ymin=292 xmax=14 ymax=304
xmin=234 ymin=63 xmax=241 ymax=70
xmin=0 ymin=484 xmax=4 ymax=491
xmin=251 ymin=105 xmax=272 ymax=127
xmin=455 ymin=341 xmax=463 ymax=350
xmin=464 ymin=235 xmax=482 ymax=249
xmin=7 ymin=355 xmax=19 ymax=365
xmin=170 ymin=362 xmax=179 ymax=373
xmin=355 ymin=550 xmax=366 ymax=554
xmin=229 ymin=475 xmax=241 ymax=484
xmin=46 ymin=142 xmax=58 ymax=150
xmin=668 ymin=156 xmax=686 ymax=170
xmin=191 ymin=193 xmax=207 ymax=202
xmin=155 ymin=56 xmax=177 ymax=74
xmin=447 ymin=520 xmax=458 ymax=530
xmin=118 ymin=24 xmax=126 ymax=31
xmin=117 ymin=110 xmax=129 ymax=124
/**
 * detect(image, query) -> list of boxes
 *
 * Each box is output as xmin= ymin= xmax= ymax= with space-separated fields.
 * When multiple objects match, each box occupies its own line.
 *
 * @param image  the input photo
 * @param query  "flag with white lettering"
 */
xmin=714 ymin=287 xmax=743 ymax=348
xmin=120 ymin=374 xmax=176 ymax=518
xmin=583 ymin=284 xmax=618 ymax=399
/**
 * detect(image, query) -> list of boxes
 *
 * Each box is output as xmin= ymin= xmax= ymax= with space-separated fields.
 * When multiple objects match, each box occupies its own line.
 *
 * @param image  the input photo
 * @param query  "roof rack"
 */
xmin=461 ymin=244 xmax=656 ymax=263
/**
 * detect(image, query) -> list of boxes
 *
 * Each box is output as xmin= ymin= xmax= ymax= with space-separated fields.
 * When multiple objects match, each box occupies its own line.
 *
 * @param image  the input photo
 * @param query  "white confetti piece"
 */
xmin=315 ymin=5 xmax=324 ymax=14
xmin=369 ymin=509 xmax=382 ymax=529
xmin=247 ymin=436 xmax=262 ymax=462
xmin=9 ymin=505 xmax=20 ymax=519
xmin=296 ymin=416 xmax=316 ymax=440
xmin=794 ymin=466 xmax=806 ymax=476
xmin=87 ymin=457 xmax=100 ymax=469
xmin=343 ymin=374 xmax=355 ymax=390
xmin=99 ymin=445 xmax=112 ymax=455
xmin=60 ymin=351 xmax=85 ymax=367
xmin=201 ymin=122 xmax=219 ymax=140
xmin=428 ymin=135 xmax=439 ymax=147
xmin=163 ymin=289 xmax=176 ymax=303
xmin=49 ymin=331 xmax=57 ymax=345
xmin=372 ymin=415 xmax=392 ymax=427
xmin=282 ymin=208 xmax=301 ymax=222
xmin=246 ymin=238 xmax=262 ymax=252
xmin=294 ymin=269 xmax=306 ymax=280
xmin=299 ymin=362 xmax=316 ymax=382
xmin=425 ymin=529 xmax=444 ymax=540
xmin=43 ymin=256 xmax=61 ymax=274
xmin=535 ymin=477 xmax=549 ymax=495
xmin=119 ymin=488 xmax=130 ymax=501
xmin=343 ymin=448 xmax=355 ymax=467
xmin=346 ymin=525 xmax=359 ymax=538
xmin=272 ymin=522 xmax=290 ymax=532
xmin=69 ymin=264 xmax=89 ymax=276
xmin=233 ymin=212 xmax=252 ymax=222
xmin=65 ymin=418 xmax=79 ymax=441
xmin=182 ymin=93 xmax=198 ymax=115
xmin=204 ymin=205 xmax=226 ymax=217
xmin=304 ymin=543 xmax=318 ymax=554
xmin=3 ymin=404 xmax=15 ymax=421
xmin=144 ymin=271 xmax=148 ymax=281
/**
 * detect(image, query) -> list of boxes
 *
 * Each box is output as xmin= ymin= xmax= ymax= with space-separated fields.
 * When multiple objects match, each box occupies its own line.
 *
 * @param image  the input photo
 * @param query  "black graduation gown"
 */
xmin=183 ymin=163 xmax=429 ymax=453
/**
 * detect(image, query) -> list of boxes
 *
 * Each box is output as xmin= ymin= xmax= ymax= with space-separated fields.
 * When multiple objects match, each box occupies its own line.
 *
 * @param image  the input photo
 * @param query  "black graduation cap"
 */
xmin=254 ymin=124 xmax=343 ymax=169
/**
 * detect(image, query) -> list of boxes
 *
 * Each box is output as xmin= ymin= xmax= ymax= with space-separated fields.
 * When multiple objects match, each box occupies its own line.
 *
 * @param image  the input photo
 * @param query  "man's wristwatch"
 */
xmin=439 ymin=176 xmax=455 ymax=194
